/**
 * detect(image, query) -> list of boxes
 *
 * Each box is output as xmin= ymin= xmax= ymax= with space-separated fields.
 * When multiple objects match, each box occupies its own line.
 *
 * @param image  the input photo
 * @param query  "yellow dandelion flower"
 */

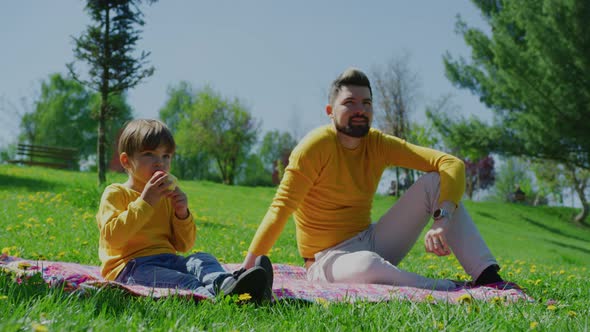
xmin=45 ymin=217 xmax=54 ymax=223
xmin=18 ymin=262 xmax=32 ymax=270
xmin=559 ymin=270 xmax=565 ymax=275
xmin=567 ymin=310 xmax=577 ymax=318
xmin=31 ymin=323 xmax=48 ymax=332
xmin=530 ymin=321 xmax=539 ymax=329
xmin=457 ymin=294 xmax=472 ymax=304
xmin=428 ymin=264 xmax=437 ymax=270
xmin=436 ymin=322 xmax=444 ymax=330
xmin=534 ymin=279 xmax=542 ymax=286
xmin=316 ymin=297 xmax=329 ymax=307
xmin=425 ymin=294 xmax=436 ymax=303
xmin=1 ymin=247 xmax=10 ymax=255
xmin=5 ymin=226 xmax=13 ymax=232
xmin=547 ymin=305 xmax=557 ymax=311
xmin=491 ymin=296 xmax=503 ymax=305
xmin=237 ymin=293 xmax=252 ymax=301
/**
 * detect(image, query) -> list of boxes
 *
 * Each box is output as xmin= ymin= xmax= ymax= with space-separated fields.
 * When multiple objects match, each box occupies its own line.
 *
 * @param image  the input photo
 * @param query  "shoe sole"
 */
xmin=224 ymin=267 xmax=267 ymax=302
xmin=255 ymin=255 xmax=274 ymax=301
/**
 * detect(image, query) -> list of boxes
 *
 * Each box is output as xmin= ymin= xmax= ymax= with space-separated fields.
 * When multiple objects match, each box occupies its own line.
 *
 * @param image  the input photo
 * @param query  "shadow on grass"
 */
xmin=521 ymin=216 xmax=588 ymax=243
xmin=0 ymin=173 xmax=57 ymax=192
xmin=544 ymin=239 xmax=590 ymax=256
xmin=476 ymin=211 xmax=498 ymax=221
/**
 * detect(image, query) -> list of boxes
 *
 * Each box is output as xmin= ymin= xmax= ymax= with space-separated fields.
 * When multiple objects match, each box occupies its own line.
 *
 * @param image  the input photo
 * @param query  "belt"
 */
xmin=303 ymin=257 xmax=315 ymax=270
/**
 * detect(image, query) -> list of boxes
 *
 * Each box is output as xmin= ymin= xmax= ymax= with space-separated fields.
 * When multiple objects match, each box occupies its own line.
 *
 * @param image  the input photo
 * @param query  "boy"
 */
xmin=97 ymin=119 xmax=272 ymax=301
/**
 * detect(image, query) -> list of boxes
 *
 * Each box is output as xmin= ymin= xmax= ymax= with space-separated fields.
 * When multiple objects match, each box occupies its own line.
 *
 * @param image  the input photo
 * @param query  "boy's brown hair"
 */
xmin=118 ymin=119 xmax=176 ymax=156
xmin=328 ymin=67 xmax=373 ymax=105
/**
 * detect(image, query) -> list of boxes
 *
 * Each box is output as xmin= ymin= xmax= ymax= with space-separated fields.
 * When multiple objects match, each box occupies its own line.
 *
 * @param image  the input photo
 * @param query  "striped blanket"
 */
xmin=0 ymin=255 xmax=533 ymax=304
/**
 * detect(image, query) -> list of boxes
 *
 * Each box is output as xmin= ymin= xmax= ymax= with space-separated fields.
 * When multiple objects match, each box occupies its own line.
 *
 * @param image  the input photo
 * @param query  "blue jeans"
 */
xmin=115 ymin=252 xmax=231 ymax=297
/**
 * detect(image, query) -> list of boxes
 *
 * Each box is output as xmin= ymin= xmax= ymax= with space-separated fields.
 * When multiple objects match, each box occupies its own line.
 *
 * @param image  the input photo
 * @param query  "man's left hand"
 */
xmin=424 ymin=218 xmax=451 ymax=256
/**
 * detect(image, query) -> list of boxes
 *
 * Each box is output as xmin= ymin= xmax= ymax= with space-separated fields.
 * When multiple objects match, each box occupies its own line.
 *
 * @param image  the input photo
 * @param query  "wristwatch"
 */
xmin=433 ymin=208 xmax=450 ymax=221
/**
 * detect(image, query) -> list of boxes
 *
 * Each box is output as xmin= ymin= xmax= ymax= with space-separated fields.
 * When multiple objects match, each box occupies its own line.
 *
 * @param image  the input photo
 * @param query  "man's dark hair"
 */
xmin=328 ymin=68 xmax=372 ymax=105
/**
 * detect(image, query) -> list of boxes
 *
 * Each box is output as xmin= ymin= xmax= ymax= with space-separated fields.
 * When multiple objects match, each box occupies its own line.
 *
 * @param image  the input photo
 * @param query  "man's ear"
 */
xmin=119 ymin=152 xmax=130 ymax=169
xmin=326 ymin=104 xmax=334 ymax=118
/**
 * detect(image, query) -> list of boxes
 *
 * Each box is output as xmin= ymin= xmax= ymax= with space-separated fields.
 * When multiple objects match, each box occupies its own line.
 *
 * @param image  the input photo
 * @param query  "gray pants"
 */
xmin=306 ymin=172 xmax=497 ymax=290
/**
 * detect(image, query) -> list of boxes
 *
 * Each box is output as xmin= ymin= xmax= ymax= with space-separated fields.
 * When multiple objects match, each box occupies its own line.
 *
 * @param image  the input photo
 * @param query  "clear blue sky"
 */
xmin=0 ymin=0 xmax=492 ymax=147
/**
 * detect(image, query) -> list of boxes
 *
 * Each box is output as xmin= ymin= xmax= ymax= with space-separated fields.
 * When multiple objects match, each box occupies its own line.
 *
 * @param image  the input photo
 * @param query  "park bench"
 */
xmin=8 ymin=144 xmax=78 ymax=170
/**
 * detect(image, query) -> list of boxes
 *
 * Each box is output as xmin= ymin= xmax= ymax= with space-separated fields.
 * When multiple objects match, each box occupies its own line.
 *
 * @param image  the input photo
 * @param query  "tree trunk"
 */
xmin=573 ymin=185 xmax=588 ymax=226
xmin=97 ymin=6 xmax=111 ymax=186
xmin=98 ymin=101 xmax=107 ymax=185
xmin=570 ymin=166 xmax=588 ymax=226
xmin=395 ymin=167 xmax=401 ymax=197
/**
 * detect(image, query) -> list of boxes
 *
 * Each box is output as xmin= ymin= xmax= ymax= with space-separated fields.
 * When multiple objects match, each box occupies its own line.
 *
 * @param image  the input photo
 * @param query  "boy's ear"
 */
xmin=119 ymin=152 xmax=131 ymax=169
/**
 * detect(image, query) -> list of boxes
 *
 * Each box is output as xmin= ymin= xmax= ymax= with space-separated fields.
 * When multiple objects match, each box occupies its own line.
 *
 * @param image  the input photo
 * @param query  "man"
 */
xmin=242 ymin=68 xmax=502 ymax=290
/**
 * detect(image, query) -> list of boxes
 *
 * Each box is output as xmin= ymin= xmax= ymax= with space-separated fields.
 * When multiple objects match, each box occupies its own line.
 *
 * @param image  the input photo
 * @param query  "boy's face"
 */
xmin=120 ymin=145 xmax=173 ymax=189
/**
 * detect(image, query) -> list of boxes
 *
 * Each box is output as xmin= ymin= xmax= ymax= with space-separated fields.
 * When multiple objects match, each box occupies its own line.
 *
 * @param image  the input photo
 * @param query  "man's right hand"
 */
xmin=241 ymin=252 xmax=257 ymax=270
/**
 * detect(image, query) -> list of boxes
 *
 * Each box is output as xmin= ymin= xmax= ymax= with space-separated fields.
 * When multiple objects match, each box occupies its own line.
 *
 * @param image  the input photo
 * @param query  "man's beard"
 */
xmin=334 ymin=115 xmax=370 ymax=138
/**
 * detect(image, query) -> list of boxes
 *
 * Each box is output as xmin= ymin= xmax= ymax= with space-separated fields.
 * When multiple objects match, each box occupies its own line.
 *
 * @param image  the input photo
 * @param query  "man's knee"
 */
xmin=419 ymin=172 xmax=440 ymax=185
xmin=343 ymin=251 xmax=391 ymax=283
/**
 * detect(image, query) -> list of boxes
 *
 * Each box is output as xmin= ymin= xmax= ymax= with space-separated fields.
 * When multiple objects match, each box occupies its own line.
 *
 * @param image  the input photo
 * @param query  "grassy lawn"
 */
xmin=0 ymin=165 xmax=588 ymax=331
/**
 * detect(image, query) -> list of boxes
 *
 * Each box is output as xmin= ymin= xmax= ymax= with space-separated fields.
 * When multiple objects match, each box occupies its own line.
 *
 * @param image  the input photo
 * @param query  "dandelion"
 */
xmin=559 ymin=270 xmax=565 ymax=275
xmin=547 ymin=305 xmax=557 ymax=311
xmin=491 ymin=296 xmax=503 ymax=305
xmin=237 ymin=293 xmax=252 ymax=302
xmin=1 ymin=247 xmax=10 ymax=255
xmin=567 ymin=310 xmax=577 ymax=318
xmin=457 ymin=294 xmax=472 ymax=304
xmin=424 ymin=294 xmax=436 ymax=303
xmin=530 ymin=322 xmax=539 ymax=330
xmin=31 ymin=323 xmax=48 ymax=332
xmin=316 ymin=297 xmax=329 ymax=308
xmin=18 ymin=262 xmax=32 ymax=270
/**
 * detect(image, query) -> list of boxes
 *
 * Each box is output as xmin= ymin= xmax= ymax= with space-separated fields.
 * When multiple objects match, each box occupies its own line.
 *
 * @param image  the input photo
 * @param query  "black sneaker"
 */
xmin=474 ymin=264 xmax=503 ymax=286
xmin=218 ymin=266 xmax=267 ymax=302
xmin=255 ymin=255 xmax=274 ymax=302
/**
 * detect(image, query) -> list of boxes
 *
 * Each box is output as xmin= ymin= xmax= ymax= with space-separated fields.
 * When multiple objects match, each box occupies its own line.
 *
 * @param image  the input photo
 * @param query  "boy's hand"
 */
xmin=168 ymin=186 xmax=190 ymax=220
xmin=140 ymin=171 xmax=174 ymax=207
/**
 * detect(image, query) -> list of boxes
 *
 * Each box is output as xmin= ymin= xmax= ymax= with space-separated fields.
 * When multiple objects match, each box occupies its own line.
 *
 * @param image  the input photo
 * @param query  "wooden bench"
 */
xmin=8 ymin=144 xmax=78 ymax=170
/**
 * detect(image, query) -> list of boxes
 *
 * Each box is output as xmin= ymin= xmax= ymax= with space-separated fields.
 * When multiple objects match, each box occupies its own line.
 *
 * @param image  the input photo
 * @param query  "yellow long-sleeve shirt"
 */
xmin=96 ymin=183 xmax=196 ymax=280
xmin=248 ymin=125 xmax=465 ymax=259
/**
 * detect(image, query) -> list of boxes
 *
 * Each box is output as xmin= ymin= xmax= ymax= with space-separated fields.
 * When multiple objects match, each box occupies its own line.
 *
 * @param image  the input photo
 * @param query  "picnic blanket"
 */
xmin=0 ymin=254 xmax=533 ymax=304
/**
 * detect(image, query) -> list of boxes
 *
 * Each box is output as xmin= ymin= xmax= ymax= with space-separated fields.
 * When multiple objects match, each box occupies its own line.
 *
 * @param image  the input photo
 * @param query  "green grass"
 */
xmin=0 ymin=164 xmax=589 ymax=331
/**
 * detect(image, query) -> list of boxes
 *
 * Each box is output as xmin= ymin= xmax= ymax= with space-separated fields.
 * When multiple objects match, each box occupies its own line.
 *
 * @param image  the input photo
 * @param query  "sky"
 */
xmin=0 ymin=0 xmax=493 ymax=148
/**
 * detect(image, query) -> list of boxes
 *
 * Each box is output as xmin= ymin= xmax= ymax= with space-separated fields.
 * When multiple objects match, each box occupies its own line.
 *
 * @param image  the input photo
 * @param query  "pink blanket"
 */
xmin=0 ymin=255 xmax=533 ymax=304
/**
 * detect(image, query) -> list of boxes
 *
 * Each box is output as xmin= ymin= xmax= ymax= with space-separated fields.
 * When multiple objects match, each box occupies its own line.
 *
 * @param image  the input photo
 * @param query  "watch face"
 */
xmin=434 ymin=209 xmax=440 ymax=218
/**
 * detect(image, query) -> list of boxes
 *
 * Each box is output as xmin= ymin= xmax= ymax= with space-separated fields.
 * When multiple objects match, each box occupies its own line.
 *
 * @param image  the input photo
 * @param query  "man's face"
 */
xmin=327 ymin=85 xmax=373 ymax=138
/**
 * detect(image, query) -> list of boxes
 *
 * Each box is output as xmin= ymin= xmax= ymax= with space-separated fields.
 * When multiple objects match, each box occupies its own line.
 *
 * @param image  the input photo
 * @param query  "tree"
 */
xmin=16 ymin=74 xmax=132 ymax=167
xmin=176 ymin=86 xmax=260 ymax=185
xmin=427 ymin=107 xmax=498 ymax=200
xmin=492 ymin=157 xmax=534 ymax=203
xmin=445 ymin=0 xmax=590 ymax=223
xmin=69 ymin=0 xmax=155 ymax=185
xmin=259 ymin=130 xmax=297 ymax=184
xmin=159 ymin=82 xmax=213 ymax=180
xmin=372 ymin=54 xmax=421 ymax=194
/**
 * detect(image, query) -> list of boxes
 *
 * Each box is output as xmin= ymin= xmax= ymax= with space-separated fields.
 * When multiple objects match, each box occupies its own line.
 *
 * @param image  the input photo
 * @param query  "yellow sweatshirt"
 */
xmin=248 ymin=125 xmax=465 ymax=259
xmin=96 ymin=183 xmax=196 ymax=280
